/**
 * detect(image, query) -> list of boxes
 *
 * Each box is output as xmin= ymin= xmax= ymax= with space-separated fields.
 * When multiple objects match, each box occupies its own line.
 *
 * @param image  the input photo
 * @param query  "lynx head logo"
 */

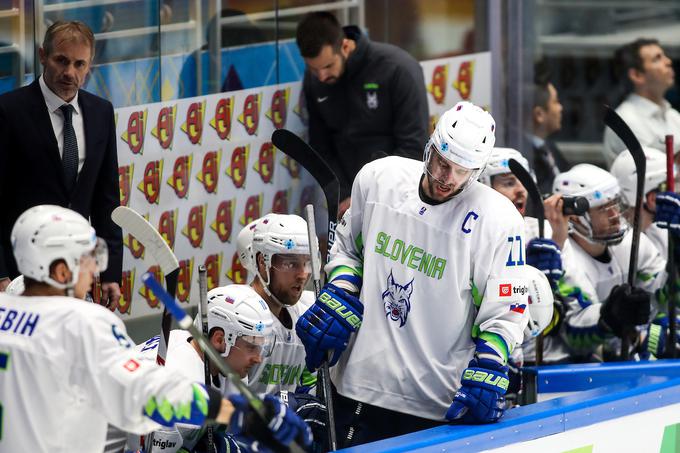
xmin=382 ymin=271 xmax=413 ymax=328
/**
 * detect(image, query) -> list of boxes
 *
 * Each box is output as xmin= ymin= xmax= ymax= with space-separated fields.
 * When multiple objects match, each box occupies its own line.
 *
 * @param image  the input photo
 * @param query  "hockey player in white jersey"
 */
xmin=295 ymin=101 xmax=530 ymax=446
xmin=552 ymin=165 xmax=665 ymax=360
xmin=139 ymin=284 xmax=312 ymax=453
xmin=0 ymin=205 xmax=238 ymax=453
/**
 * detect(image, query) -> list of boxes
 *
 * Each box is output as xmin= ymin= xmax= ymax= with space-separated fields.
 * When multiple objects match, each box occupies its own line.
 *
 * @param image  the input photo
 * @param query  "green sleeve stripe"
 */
xmin=471 ymin=281 xmax=482 ymax=308
xmin=329 ymin=265 xmax=363 ymax=281
xmin=479 ymin=331 xmax=510 ymax=362
xmin=300 ymin=368 xmax=317 ymax=387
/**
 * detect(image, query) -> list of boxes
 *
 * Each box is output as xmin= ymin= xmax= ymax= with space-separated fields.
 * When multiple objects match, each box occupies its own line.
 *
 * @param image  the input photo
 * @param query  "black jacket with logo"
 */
xmin=302 ymin=26 xmax=429 ymax=199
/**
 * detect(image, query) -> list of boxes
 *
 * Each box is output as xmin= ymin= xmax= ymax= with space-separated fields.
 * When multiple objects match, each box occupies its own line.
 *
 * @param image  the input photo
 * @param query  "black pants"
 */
xmin=332 ymin=385 xmax=446 ymax=448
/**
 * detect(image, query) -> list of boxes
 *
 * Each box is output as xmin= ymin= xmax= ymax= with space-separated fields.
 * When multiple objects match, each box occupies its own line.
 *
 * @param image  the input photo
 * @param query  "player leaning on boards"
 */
xmin=295 ymin=101 xmax=531 ymax=446
xmin=0 ymin=205 xmax=236 ymax=452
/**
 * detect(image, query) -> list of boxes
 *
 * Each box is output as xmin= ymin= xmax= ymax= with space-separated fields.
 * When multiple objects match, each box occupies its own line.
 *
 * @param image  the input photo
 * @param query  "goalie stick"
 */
xmin=604 ymin=106 xmax=646 ymax=360
xmin=509 ymin=158 xmax=545 ymax=365
xmin=111 ymin=206 xmax=179 ymax=366
xmin=142 ymin=273 xmax=307 ymax=453
xmin=666 ymin=135 xmax=677 ymax=358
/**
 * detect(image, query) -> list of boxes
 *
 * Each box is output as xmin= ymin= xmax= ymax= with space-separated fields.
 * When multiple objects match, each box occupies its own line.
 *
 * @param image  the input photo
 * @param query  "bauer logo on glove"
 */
xmin=318 ymin=290 xmax=362 ymax=329
xmin=461 ymin=369 xmax=510 ymax=391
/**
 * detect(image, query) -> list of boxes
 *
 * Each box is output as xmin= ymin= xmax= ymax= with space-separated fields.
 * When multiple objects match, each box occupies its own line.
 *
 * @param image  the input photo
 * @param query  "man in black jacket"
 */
xmin=296 ymin=12 xmax=429 ymax=215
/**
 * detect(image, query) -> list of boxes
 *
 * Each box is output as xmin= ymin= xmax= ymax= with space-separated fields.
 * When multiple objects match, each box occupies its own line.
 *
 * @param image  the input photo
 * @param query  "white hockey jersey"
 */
xmin=248 ymin=289 xmax=314 ymax=395
xmin=0 ymin=294 xmax=212 ymax=453
xmin=327 ymin=156 xmax=529 ymax=420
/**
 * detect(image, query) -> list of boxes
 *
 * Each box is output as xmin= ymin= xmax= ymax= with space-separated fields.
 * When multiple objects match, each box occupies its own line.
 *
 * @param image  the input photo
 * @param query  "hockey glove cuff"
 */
xmin=445 ymin=359 xmax=509 ymax=424
xmin=655 ymin=191 xmax=680 ymax=236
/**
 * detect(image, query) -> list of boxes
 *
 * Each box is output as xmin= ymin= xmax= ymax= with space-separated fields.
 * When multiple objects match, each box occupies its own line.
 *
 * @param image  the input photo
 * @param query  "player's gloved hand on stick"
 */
xmin=643 ymin=315 xmax=680 ymax=359
xmin=655 ymin=191 xmax=680 ymax=236
xmin=445 ymin=340 xmax=509 ymax=424
xmin=598 ymin=284 xmax=651 ymax=338
xmin=228 ymin=393 xmax=313 ymax=451
xmin=295 ymin=282 xmax=363 ymax=371
xmin=526 ymin=238 xmax=563 ymax=288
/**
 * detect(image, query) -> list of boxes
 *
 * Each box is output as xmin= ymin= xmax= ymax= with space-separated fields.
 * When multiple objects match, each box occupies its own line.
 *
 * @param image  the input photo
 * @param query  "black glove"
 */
xmin=599 ymin=284 xmax=651 ymax=338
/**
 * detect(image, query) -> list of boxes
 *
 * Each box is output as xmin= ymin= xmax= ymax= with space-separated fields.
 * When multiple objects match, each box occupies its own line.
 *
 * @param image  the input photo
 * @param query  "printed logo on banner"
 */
xmin=227 ymin=145 xmax=250 ymax=188
xmin=114 ymin=269 xmax=135 ymax=315
xmin=183 ymin=204 xmax=207 ymax=248
xmin=181 ymin=100 xmax=206 ymax=145
xmin=239 ymin=93 xmax=261 ymax=136
xmin=152 ymin=105 xmax=177 ymax=149
xmin=211 ymin=96 xmax=234 ymax=140
xmin=297 ymin=185 xmax=317 ymax=217
xmin=138 ymin=160 xmax=164 ymax=204
xmin=254 ymin=142 xmax=276 ymax=183
xmin=118 ymin=164 xmax=134 ymax=206
xmin=121 ymin=110 xmax=147 ymax=154
xmin=177 ymin=258 xmax=194 ymax=303
xmin=204 ymin=253 xmax=223 ymax=290
xmin=227 ymin=251 xmax=248 ymax=284
xmin=241 ymin=194 xmax=263 ymax=227
xmin=158 ymin=209 xmax=178 ymax=250
xmin=123 ymin=216 xmax=146 ymax=259
xmin=140 ymin=265 xmax=164 ymax=308
xmin=272 ymin=189 xmax=290 ymax=214
xmin=428 ymin=64 xmax=448 ymax=105
xmin=266 ymin=87 xmax=290 ymax=129
xmin=453 ymin=61 xmax=474 ymax=100
xmin=281 ymin=155 xmax=300 ymax=179
xmin=197 ymin=149 xmax=221 ymax=194
xmin=167 ymin=154 xmax=193 ymax=199
xmin=211 ymin=199 xmax=235 ymax=243
xmin=293 ymin=89 xmax=306 ymax=122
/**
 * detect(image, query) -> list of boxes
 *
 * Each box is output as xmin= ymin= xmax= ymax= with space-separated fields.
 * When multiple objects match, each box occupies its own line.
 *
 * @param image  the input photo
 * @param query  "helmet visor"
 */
xmin=234 ymin=333 xmax=276 ymax=359
xmin=271 ymin=254 xmax=312 ymax=274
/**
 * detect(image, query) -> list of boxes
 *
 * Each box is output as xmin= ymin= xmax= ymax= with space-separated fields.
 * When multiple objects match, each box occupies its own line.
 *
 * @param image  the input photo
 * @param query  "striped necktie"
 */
xmin=60 ymin=104 xmax=78 ymax=193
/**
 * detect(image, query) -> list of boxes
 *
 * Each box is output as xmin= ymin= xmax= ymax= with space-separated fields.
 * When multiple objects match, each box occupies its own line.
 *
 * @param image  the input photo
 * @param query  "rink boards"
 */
xmin=340 ymin=360 xmax=680 ymax=452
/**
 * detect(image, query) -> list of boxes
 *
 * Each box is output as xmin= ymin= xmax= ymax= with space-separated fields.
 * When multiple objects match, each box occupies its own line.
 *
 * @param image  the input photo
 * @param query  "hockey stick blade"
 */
xmin=509 ymin=158 xmax=545 ymax=239
xmin=141 ymin=273 xmax=307 ymax=453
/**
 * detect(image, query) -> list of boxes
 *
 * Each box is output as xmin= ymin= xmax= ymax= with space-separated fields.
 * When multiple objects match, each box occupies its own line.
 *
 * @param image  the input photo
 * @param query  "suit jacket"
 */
xmin=533 ymin=139 xmax=571 ymax=196
xmin=0 ymin=80 xmax=122 ymax=283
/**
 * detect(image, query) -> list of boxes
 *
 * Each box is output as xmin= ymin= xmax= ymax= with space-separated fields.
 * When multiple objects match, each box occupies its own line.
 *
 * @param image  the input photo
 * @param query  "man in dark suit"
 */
xmin=0 ymin=21 xmax=122 ymax=306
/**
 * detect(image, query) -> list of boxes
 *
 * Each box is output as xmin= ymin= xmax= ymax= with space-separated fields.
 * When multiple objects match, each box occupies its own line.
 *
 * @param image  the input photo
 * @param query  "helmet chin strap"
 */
xmin=256 ymin=269 xmax=289 ymax=308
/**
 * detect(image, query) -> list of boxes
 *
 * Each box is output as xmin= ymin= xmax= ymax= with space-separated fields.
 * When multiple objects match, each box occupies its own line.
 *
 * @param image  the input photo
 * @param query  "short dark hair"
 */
xmin=615 ymin=38 xmax=660 ymax=79
xmin=42 ymin=20 xmax=96 ymax=61
xmin=296 ymin=12 xmax=344 ymax=58
xmin=532 ymin=60 xmax=552 ymax=110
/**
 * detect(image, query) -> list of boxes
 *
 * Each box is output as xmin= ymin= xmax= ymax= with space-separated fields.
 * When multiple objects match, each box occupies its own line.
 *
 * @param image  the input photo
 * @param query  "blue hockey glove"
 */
xmin=228 ymin=393 xmax=313 ymax=451
xmin=446 ymin=358 xmax=509 ymax=424
xmin=295 ymin=283 xmax=364 ymax=371
xmin=655 ymin=191 xmax=680 ymax=235
xmin=279 ymin=390 xmax=328 ymax=453
xmin=526 ymin=238 xmax=563 ymax=288
xmin=643 ymin=315 xmax=680 ymax=359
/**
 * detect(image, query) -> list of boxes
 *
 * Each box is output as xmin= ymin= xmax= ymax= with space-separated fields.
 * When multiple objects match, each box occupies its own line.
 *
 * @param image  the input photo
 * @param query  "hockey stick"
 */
xmin=198 ymin=264 xmax=216 ymax=452
xmin=604 ymin=106 xmax=646 ymax=360
xmin=111 ymin=206 xmax=179 ymax=366
xmin=305 ymin=204 xmax=337 ymax=451
xmin=509 ymin=158 xmax=545 ymax=365
xmin=666 ymin=135 xmax=677 ymax=358
xmin=142 ymin=273 xmax=307 ymax=453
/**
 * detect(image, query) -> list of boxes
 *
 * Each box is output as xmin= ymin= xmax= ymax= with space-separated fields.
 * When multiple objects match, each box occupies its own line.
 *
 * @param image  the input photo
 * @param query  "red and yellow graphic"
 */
xmin=254 ymin=142 xmax=276 ymax=184
xmin=177 ymin=258 xmax=194 ymax=303
xmin=140 ymin=265 xmax=164 ymax=308
xmin=227 ymin=145 xmax=250 ymax=188
xmin=428 ymin=64 xmax=448 ymax=105
xmin=121 ymin=109 xmax=147 ymax=154
xmin=197 ymin=149 xmax=221 ymax=194
xmin=167 ymin=154 xmax=193 ymax=199
xmin=453 ymin=61 xmax=474 ymax=100
xmin=211 ymin=199 xmax=235 ymax=243
xmin=272 ymin=189 xmax=290 ymax=214
xmin=152 ymin=105 xmax=177 ymax=149
xmin=239 ymin=93 xmax=261 ymax=136
xmin=114 ymin=269 xmax=135 ymax=315
xmin=204 ymin=254 xmax=223 ymax=290
xmin=241 ymin=194 xmax=263 ymax=226
xmin=123 ymin=213 xmax=147 ymax=260
xmin=266 ymin=87 xmax=290 ymax=130
xmin=118 ymin=164 xmax=134 ymax=206
xmin=137 ymin=159 xmax=164 ymax=205
xmin=429 ymin=113 xmax=441 ymax=135
xmin=158 ymin=209 xmax=178 ymax=250
xmin=226 ymin=252 xmax=248 ymax=284
xmin=281 ymin=155 xmax=300 ymax=179
xmin=211 ymin=96 xmax=234 ymax=140
xmin=183 ymin=204 xmax=207 ymax=248
xmin=181 ymin=100 xmax=206 ymax=145
xmin=293 ymin=89 xmax=305 ymax=121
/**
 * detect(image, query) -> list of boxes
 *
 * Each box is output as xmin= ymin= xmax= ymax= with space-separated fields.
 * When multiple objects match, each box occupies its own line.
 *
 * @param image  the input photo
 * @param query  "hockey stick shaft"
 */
xmin=306 ymin=204 xmax=338 ymax=451
xmin=198 ymin=265 xmax=215 ymax=452
xmin=142 ymin=273 xmax=306 ymax=453
xmin=666 ymin=135 xmax=677 ymax=358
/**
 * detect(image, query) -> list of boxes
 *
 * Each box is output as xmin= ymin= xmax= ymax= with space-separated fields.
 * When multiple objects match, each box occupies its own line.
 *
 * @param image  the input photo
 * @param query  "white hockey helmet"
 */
xmin=423 ymin=101 xmax=496 ymax=195
xmin=5 ymin=275 xmax=24 ymax=295
xmin=610 ymin=147 xmax=668 ymax=208
xmin=478 ymin=147 xmax=531 ymax=187
xmin=553 ymin=164 xmax=629 ymax=245
xmin=205 ymin=284 xmax=275 ymax=358
xmin=524 ymin=265 xmax=555 ymax=337
xmin=11 ymin=205 xmax=108 ymax=290
xmin=236 ymin=215 xmax=275 ymax=283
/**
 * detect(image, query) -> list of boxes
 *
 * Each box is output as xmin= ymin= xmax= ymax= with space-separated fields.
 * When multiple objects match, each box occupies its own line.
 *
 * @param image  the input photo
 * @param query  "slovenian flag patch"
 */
xmin=510 ymin=303 xmax=526 ymax=314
